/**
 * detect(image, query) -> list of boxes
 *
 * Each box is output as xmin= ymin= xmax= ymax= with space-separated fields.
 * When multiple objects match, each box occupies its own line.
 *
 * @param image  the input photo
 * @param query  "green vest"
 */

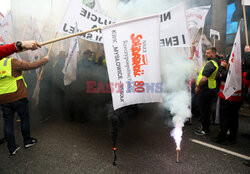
xmin=102 ymin=59 xmax=106 ymax=66
xmin=197 ymin=60 xmax=219 ymax=89
xmin=0 ymin=58 xmax=27 ymax=95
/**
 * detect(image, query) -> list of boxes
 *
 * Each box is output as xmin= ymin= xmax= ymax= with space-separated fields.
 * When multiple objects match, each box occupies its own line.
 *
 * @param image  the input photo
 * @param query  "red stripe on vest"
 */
xmin=218 ymin=81 xmax=242 ymax=101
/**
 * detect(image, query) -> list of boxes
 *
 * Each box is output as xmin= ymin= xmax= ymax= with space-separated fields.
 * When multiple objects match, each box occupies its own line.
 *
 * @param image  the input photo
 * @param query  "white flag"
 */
xmin=30 ymin=32 xmax=46 ymax=106
xmin=0 ymin=11 xmax=15 ymax=44
xmin=28 ymin=32 xmax=46 ymax=62
xmin=62 ymin=26 xmax=79 ymax=86
xmin=102 ymin=15 xmax=162 ymax=110
xmin=32 ymin=80 xmax=40 ymax=106
xmin=20 ymin=17 xmax=34 ymax=40
xmin=223 ymin=24 xmax=242 ymax=99
xmin=31 ymin=51 xmax=44 ymax=106
xmin=93 ymin=0 xmax=101 ymax=12
xmin=58 ymin=0 xmax=114 ymax=43
xmin=242 ymin=0 xmax=250 ymax=6
xmin=160 ymin=2 xmax=191 ymax=47
xmin=0 ymin=12 xmax=4 ymax=23
xmin=193 ymin=39 xmax=203 ymax=71
xmin=186 ymin=5 xmax=210 ymax=30
xmin=210 ymin=29 xmax=220 ymax=40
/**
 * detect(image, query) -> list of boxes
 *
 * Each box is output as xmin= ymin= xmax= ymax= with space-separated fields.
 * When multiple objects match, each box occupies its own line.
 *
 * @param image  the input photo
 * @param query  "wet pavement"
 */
xmin=0 ymin=105 xmax=250 ymax=174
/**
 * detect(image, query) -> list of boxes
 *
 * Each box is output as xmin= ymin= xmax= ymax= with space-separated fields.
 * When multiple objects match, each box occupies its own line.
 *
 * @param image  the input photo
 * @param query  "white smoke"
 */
xmin=10 ymin=0 xmax=196 ymax=146
xmin=161 ymin=47 xmax=195 ymax=149
xmin=98 ymin=0 xmax=182 ymax=20
xmin=98 ymin=0 xmax=196 ymax=149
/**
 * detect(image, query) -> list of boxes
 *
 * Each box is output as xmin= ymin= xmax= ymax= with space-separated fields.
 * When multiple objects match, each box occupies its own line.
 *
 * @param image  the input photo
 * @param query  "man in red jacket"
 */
xmin=0 ymin=40 xmax=41 ymax=59
xmin=215 ymin=58 xmax=242 ymax=145
xmin=0 ymin=40 xmax=41 ymax=149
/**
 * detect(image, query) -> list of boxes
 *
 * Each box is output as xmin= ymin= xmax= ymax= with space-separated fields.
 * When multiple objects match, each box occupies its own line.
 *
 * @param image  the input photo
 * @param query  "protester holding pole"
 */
xmin=242 ymin=1 xmax=250 ymax=164
xmin=0 ymin=40 xmax=41 ymax=59
xmin=215 ymin=21 xmax=243 ymax=145
xmin=0 ymin=52 xmax=49 ymax=155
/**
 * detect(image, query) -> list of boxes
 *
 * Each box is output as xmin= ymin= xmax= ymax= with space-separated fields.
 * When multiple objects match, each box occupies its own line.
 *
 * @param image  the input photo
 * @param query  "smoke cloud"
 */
xmin=99 ymin=0 xmax=196 ymax=148
xmin=161 ymin=48 xmax=195 ymax=148
xmin=2 ymin=0 xmax=196 ymax=138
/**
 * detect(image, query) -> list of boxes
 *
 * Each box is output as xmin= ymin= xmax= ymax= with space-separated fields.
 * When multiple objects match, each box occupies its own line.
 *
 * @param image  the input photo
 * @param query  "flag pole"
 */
xmin=37 ymin=32 xmax=58 ymax=81
xmin=242 ymin=0 xmax=249 ymax=46
xmin=41 ymin=28 xmax=101 ymax=46
xmin=201 ymin=27 xmax=204 ymax=37
xmin=193 ymin=28 xmax=202 ymax=43
xmin=189 ymin=42 xmax=195 ymax=124
xmin=201 ymin=27 xmax=204 ymax=42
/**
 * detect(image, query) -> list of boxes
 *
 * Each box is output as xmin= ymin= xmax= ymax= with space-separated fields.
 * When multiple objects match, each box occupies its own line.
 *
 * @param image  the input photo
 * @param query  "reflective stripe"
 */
xmin=0 ymin=58 xmax=27 ymax=95
xmin=3 ymin=58 xmax=9 ymax=66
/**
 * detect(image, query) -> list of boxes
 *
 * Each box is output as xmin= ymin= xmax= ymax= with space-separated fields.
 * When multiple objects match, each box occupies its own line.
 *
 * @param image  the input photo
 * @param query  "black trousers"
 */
xmin=1 ymin=98 xmax=31 ymax=152
xmin=198 ymin=88 xmax=217 ymax=133
xmin=218 ymin=98 xmax=242 ymax=141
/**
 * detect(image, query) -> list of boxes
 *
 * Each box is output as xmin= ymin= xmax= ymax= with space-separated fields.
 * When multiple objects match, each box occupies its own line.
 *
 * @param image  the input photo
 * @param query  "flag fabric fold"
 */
xmin=223 ymin=23 xmax=242 ymax=99
xmin=62 ymin=24 xmax=79 ymax=86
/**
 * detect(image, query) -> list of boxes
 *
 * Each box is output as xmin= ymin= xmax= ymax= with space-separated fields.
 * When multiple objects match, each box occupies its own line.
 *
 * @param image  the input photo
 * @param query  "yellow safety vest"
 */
xmin=0 ymin=58 xmax=27 ymax=95
xmin=196 ymin=60 xmax=218 ymax=89
xmin=102 ymin=59 xmax=106 ymax=66
xmin=88 ymin=57 xmax=93 ymax=61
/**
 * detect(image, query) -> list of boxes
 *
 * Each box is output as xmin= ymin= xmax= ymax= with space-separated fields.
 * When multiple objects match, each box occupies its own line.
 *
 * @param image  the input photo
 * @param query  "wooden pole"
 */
xmin=193 ymin=28 xmax=202 ymax=44
xmin=213 ymin=38 xmax=216 ymax=47
xmin=242 ymin=0 xmax=249 ymax=46
xmin=190 ymin=46 xmax=194 ymax=59
xmin=201 ymin=27 xmax=204 ymax=41
xmin=41 ymin=27 xmax=101 ymax=46
xmin=189 ymin=45 xmax=194 ymax=124
xmin=37 ymin=32 xmax=58 ymax=81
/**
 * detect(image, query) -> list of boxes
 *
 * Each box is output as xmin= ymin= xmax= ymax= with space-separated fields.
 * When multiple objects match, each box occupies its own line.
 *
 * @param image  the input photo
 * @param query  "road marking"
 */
xmin=190 ymin=138 xmax=250 ymax=160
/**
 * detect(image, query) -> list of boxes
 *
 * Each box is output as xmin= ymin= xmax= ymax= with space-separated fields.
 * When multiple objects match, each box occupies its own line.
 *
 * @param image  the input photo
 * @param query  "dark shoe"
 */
xmin=24 ymin=137 xmax=37 ymax=148
xmin=0 ymin=138 xmax=5 ymax=145
xmin=9 ymin=145 xmax=20 ymax=156
xmin=227 ymin=136 xmax=237 ymax=145
xmin=195 ymin=130 xmax=207 ymax=136
xmin=243 ymin=160 xmax=250 ymax=167
xmin=213 ymin=138 xmax=228 ymax=145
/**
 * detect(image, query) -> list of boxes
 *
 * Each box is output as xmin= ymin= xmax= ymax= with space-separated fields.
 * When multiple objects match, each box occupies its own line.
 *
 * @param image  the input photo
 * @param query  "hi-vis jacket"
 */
xmin=0 ymin=58 xmax=27 ymax=95
xmin=197 ymin=60 xmax=219 ymax=89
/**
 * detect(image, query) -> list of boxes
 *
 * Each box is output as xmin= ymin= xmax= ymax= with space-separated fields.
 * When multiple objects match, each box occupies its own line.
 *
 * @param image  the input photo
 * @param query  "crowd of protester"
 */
xmin=0 ymin=41 xmax=109 ymax=155
xmin=191 ymin=45 xmax=250 ymax=167
xmin=0 ymin=40 xmax=250 ymax=166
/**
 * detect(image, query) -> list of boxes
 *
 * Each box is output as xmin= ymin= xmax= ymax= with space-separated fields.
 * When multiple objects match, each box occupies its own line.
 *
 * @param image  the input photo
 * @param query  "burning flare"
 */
xmin=171 ymin=123 xmax=183 ymax=149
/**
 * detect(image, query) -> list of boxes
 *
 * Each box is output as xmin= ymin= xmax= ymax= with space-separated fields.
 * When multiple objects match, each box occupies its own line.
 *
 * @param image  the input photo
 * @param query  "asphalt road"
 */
xmin=0 ymin=104 xmax=250 ymax=174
